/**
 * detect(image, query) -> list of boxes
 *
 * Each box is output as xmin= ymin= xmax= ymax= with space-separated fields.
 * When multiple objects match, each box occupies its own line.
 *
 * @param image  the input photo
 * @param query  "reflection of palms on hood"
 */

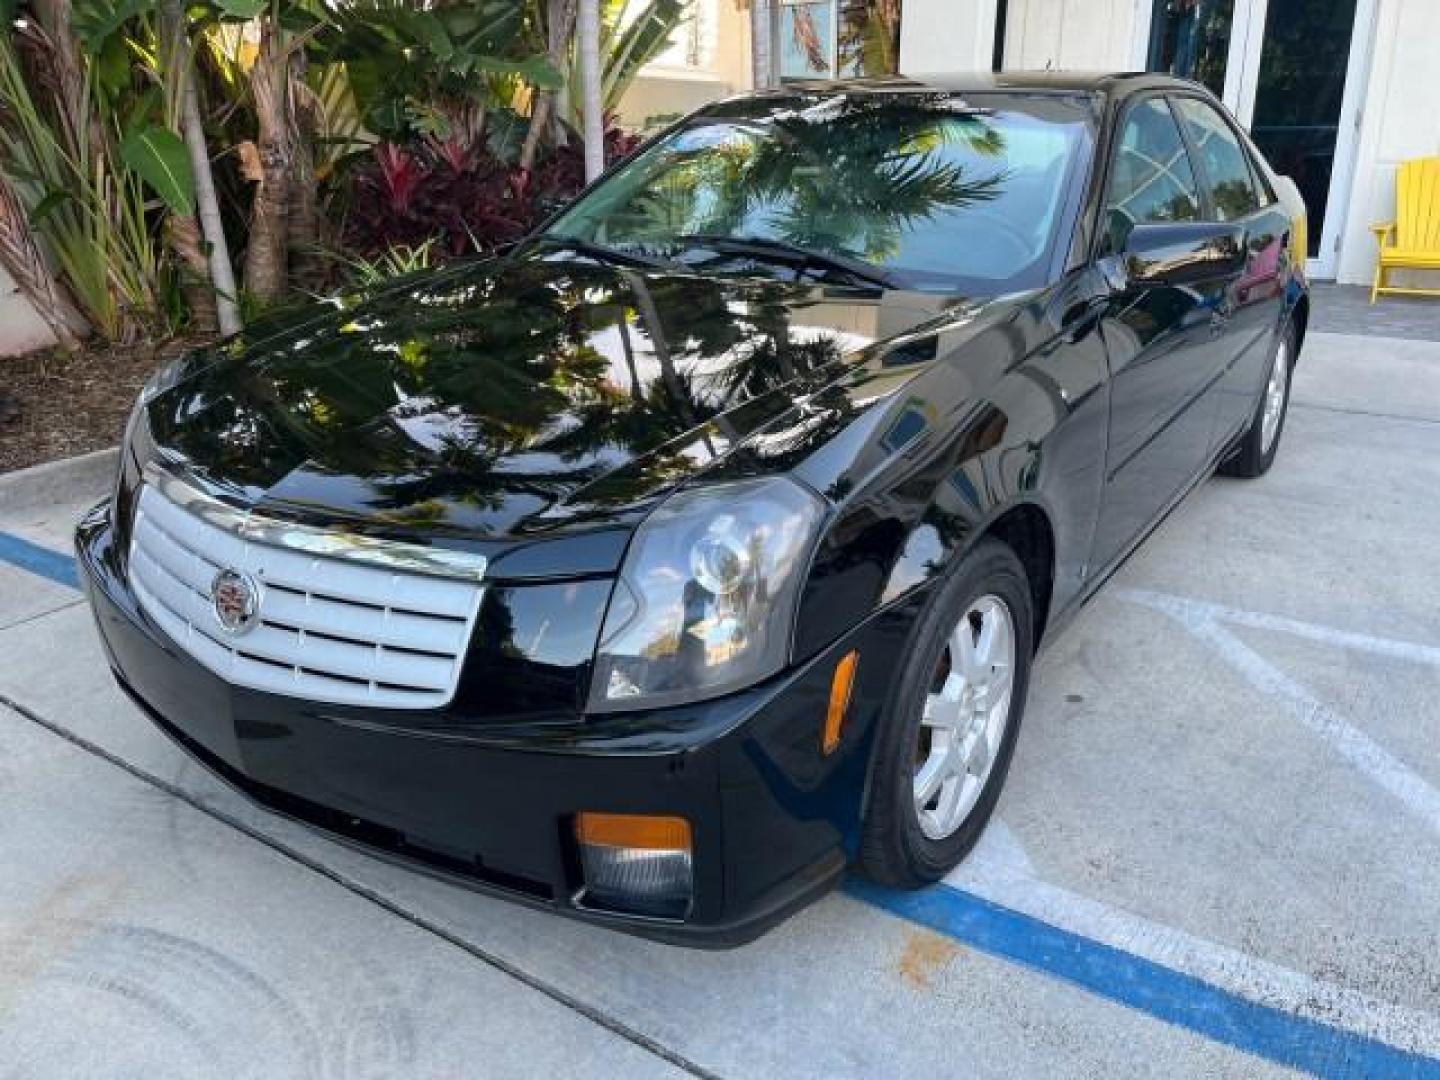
xmin=143 ymin=252 xmax=953 ymax=538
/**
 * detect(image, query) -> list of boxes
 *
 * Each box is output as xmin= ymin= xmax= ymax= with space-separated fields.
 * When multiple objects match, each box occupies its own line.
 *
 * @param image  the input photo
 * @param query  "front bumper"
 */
xmin=77 ymin=502 xmax=917 ymax=945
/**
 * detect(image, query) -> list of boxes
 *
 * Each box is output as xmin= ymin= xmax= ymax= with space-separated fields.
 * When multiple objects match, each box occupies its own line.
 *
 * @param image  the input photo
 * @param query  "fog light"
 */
xmin=574 ymin=813 xmax=693 ymax=919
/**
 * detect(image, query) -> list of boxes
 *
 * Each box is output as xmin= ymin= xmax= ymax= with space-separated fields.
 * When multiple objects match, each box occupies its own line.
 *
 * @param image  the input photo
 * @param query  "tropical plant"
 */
xmin=314 ymin=0 xmax=558 ymax=149
xmin=559 ymin=0 xmax=688 ymax=129
xmin=342 ymin=121 xmax=638 ymax=258
xmin=517 ymin=0 xmax=575 ymax=172
xmin=0 ymin=11 xmax=166 ymax=342
xmin=0 ymin=171 xmax=83 ymax=348
xmin=0 ymin=0 xmax=680 ymax=353
xmin=337 ymin=236 xmax=435 ymax=286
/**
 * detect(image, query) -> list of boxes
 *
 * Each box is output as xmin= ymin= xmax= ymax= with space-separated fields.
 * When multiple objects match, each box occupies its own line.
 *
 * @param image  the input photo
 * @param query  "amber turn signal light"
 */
xmin=823 ymin=650 xmax=859 ymax=755
xmin=574 ymin=812 xmax=692 ymax=852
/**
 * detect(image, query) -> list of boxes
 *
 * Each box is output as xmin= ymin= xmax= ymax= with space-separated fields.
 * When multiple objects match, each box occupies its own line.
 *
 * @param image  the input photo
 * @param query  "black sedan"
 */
xmin=77 ymin=72 xmax=1309 ymax=945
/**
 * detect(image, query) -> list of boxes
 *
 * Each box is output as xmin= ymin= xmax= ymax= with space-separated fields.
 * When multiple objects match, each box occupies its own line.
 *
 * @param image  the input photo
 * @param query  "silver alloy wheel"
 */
xmin=1261 ymin=337 xmax=1290 ymax=453
xmin=913 ymin=594 xmax=1017 ymax=840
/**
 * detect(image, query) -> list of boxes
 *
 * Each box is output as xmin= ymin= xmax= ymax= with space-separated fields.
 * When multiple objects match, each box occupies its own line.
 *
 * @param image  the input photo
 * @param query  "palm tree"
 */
xmin=519 ymin=0 xmax=578 ymax=173
xmin=244 ymin=10 xmax=295 ymax=305
xmin=160 ymin=0 xmax=241 ymax=334
xmin=577 ymin=0 xmax=603 ymax=182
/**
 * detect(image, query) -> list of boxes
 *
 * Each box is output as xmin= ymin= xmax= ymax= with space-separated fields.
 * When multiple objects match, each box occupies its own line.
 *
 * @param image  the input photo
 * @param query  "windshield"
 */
xmin=543 ymin=91 xmax=1091 ymax=294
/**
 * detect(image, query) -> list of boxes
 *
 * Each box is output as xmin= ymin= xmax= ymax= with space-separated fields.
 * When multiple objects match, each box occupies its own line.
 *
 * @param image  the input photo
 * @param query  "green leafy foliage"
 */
xmin=317 ymin=0 xmax=560 ymax=144
xmin=69 ymin=0 xmax=152 ymax=55
xmin=560 ymin=0 xmax=690 ymax=124
xmin=213 ymin=0 xmax=267 ymax=20
xmin=120 ymin=125 xmax=195 ymax=215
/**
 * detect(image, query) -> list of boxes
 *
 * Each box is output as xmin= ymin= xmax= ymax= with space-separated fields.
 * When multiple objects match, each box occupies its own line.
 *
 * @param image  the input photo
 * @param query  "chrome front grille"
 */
xmin=128 ymin=479 xmax=485 ymax=709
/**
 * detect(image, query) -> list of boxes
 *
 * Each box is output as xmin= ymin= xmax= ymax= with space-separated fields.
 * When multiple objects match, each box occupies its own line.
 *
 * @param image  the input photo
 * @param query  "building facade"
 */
xmin=625 ymin=0 xmax=1440 ymax=287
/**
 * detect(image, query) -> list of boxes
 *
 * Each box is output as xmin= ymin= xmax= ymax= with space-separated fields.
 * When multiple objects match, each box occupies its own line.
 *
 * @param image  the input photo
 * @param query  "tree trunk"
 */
xmin=165 ymin=213 xmax=217 ymax=333
xmin=287 ymin=48 xmax=323 ymax=291
xmin=519 ymin=0 xmax=577 ymax=173
xmin=244 ymin=18 xmax=294 ymax=307
xmin=751 ymin=0 xmax=774 ymax=89
xmin=179 ymin=68 xmax=242 ymax=335
xmin=577 ymin=0 xmax=604 ymax=183
xmin=0 ymin=176 xmax=85 ymax=352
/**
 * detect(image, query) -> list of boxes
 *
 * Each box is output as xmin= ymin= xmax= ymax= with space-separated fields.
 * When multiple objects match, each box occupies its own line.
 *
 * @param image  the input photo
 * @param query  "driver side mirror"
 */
xmin=1110 ymin=219 xmax=1248 ymax=289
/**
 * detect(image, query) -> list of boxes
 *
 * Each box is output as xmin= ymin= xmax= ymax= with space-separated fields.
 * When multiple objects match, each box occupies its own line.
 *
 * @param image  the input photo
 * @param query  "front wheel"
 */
xmin=1220 ymin=322 xmax=1296 ymax=479
xmin=858 ymin=539 xmax=1034 ymax=888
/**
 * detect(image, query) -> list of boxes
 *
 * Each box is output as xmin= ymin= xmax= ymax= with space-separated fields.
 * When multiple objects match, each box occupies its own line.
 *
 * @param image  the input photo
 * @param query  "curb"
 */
xmin=0 ymin=446 xmax=118 ymax=518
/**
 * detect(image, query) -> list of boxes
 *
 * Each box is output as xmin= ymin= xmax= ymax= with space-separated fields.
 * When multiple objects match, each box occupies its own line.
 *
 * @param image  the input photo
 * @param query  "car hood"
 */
xmin=145 ymin=251 xmax=976 ymax=543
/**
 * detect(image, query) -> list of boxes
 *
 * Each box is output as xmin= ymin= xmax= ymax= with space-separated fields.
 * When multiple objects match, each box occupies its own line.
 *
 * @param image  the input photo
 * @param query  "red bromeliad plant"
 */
xmin=345 ymin=124 xmax=641 ymax=260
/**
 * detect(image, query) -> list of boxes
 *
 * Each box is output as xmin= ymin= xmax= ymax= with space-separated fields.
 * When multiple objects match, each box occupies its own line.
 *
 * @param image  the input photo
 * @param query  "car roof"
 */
xmin=733 ymin=70 xmax=1204 ymax=103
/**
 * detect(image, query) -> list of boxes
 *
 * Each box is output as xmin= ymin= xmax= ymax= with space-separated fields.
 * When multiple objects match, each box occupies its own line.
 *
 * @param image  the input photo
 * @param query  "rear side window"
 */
xmin=1171 ymin=97 xmax=1261 ymax=221
xmin=1106 ymin=97 xmax=1202 ymax=230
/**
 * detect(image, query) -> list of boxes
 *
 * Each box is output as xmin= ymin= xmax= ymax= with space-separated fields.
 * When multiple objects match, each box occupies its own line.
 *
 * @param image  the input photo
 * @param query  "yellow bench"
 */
xmin=1371 ymin=155 xmax=1440 ymax=302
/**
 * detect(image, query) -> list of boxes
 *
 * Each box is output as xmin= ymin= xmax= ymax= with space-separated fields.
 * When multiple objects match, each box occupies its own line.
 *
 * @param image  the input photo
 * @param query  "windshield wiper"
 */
xmin=672 ymin=233 xmax=900 ymax=290
xmin=529 ymin=234 xmax=676 ymax=270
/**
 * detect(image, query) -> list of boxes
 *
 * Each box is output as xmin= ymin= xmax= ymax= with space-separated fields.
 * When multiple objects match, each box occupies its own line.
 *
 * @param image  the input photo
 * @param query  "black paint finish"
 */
xmin=79 ymin=72 xmax=1308 ymax=944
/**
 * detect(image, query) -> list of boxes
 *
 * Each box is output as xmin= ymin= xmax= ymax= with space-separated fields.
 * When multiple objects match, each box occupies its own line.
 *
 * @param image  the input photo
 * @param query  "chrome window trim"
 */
xmin=142 ymin=462 xmax=488 ymax=582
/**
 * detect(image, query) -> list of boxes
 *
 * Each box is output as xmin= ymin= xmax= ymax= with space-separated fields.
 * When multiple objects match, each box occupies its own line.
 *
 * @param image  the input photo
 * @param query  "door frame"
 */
xmin=1129 ymin=0 xmax=1379 ymax=278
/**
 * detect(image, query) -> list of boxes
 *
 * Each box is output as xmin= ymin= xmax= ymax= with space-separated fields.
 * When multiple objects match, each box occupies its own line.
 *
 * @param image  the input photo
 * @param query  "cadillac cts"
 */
xmin=77 ymin=73 xmax=1309 ymax=945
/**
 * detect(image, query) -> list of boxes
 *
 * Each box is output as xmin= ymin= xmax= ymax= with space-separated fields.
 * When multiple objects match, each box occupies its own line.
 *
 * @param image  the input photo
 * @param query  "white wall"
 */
xmin=1002 ymin=0 xmax=1136 ymax=71
xmin=0 ymin=264 xmax=57 ymax=358
xmin=898 ymin=0 xmax=996 ymax=74
xmin=1334 ymin=0 xmax=1440 ymax=286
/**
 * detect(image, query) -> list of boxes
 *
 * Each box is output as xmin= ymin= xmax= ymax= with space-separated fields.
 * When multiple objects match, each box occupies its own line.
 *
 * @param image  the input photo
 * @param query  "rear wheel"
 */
xmin=1220 ymin=322 xmax=1295 ymax=479
xmin=859 ymin=539 xmax=1033 ymax=888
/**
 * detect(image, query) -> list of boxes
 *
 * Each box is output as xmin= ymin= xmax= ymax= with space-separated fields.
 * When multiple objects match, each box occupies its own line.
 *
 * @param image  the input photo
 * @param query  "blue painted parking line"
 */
xmin=849 ymin=879 xmax=1440 ymax=1079
xmin=0 ymin=530 xmax=80 ymax=591
xmin=4 ymin=533 xmax=1438 ymax=1076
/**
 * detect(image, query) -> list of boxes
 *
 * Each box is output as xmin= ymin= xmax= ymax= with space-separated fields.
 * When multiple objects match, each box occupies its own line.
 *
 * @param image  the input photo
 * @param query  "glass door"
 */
xmin=1145 ymin=0 xmax=1241 ymax=99
xmin=1143 ymin=0 xmax=1374 ymax=277
xmin=1243 ymin=0 xmax=1368 ymax=277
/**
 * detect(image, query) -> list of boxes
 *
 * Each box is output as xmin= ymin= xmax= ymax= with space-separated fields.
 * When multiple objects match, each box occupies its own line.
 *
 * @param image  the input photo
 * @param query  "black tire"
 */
xmin=1219 ymin=321 xmax=1296 ymax=479
xmin=858 ymin=538 xmax=1034 ymax=888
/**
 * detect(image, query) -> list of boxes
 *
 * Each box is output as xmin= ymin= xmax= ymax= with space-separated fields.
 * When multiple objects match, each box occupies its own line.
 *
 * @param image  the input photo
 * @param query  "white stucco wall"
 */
xmin=1334 ymin=0 xmax=1440 ymax=286
xmin=0 ymin=263 xmax=57 ymax=358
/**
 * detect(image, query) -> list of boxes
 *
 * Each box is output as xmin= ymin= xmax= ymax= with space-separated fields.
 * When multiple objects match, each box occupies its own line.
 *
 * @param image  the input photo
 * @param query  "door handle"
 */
xmin=1060 ymin=297 xmax=1105 ymax=342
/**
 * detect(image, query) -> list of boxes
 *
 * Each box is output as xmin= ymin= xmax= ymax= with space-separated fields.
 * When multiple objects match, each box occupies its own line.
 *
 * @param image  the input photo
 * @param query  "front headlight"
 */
xmin=588 ymin=477 xmax=826 ymax=712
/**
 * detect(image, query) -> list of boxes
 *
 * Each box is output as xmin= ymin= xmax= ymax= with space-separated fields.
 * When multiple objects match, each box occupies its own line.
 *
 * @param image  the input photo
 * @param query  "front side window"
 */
xmin=544 ymin=93 xmax=1090 ymax=294
xmin=1105 ymin=97 xmax=1202 ymax=237
xmin=1171 ymin=96 xmax=1261 ymax=221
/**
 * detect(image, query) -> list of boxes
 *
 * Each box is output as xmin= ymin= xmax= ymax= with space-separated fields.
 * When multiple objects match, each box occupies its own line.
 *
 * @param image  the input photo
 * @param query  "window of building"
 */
xmin=1104 ymin=97 xmax=1202 ymax=245
xmin=1145 ymin=0 xmax=1235 ymax=97
xmin=778 ymin=0 xmax=902 ymax=81
xmin=1171 ymin=96 xmax=1261 ymax=220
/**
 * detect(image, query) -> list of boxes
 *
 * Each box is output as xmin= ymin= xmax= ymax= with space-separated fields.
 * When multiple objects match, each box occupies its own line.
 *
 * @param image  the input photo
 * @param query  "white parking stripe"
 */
xmin=1121 ymin=588 xmax=1440 ymax=836
xmin=948 ymin=822 xmax=1440 ymax=1059
xmin=1119 ymin=588 xmax=1440 ymax=669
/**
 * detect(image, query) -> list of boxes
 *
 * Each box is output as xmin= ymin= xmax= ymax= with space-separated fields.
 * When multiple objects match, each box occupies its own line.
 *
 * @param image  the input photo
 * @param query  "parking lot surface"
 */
xmin=2 ymin=325 xmax=1439 ymax=1078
